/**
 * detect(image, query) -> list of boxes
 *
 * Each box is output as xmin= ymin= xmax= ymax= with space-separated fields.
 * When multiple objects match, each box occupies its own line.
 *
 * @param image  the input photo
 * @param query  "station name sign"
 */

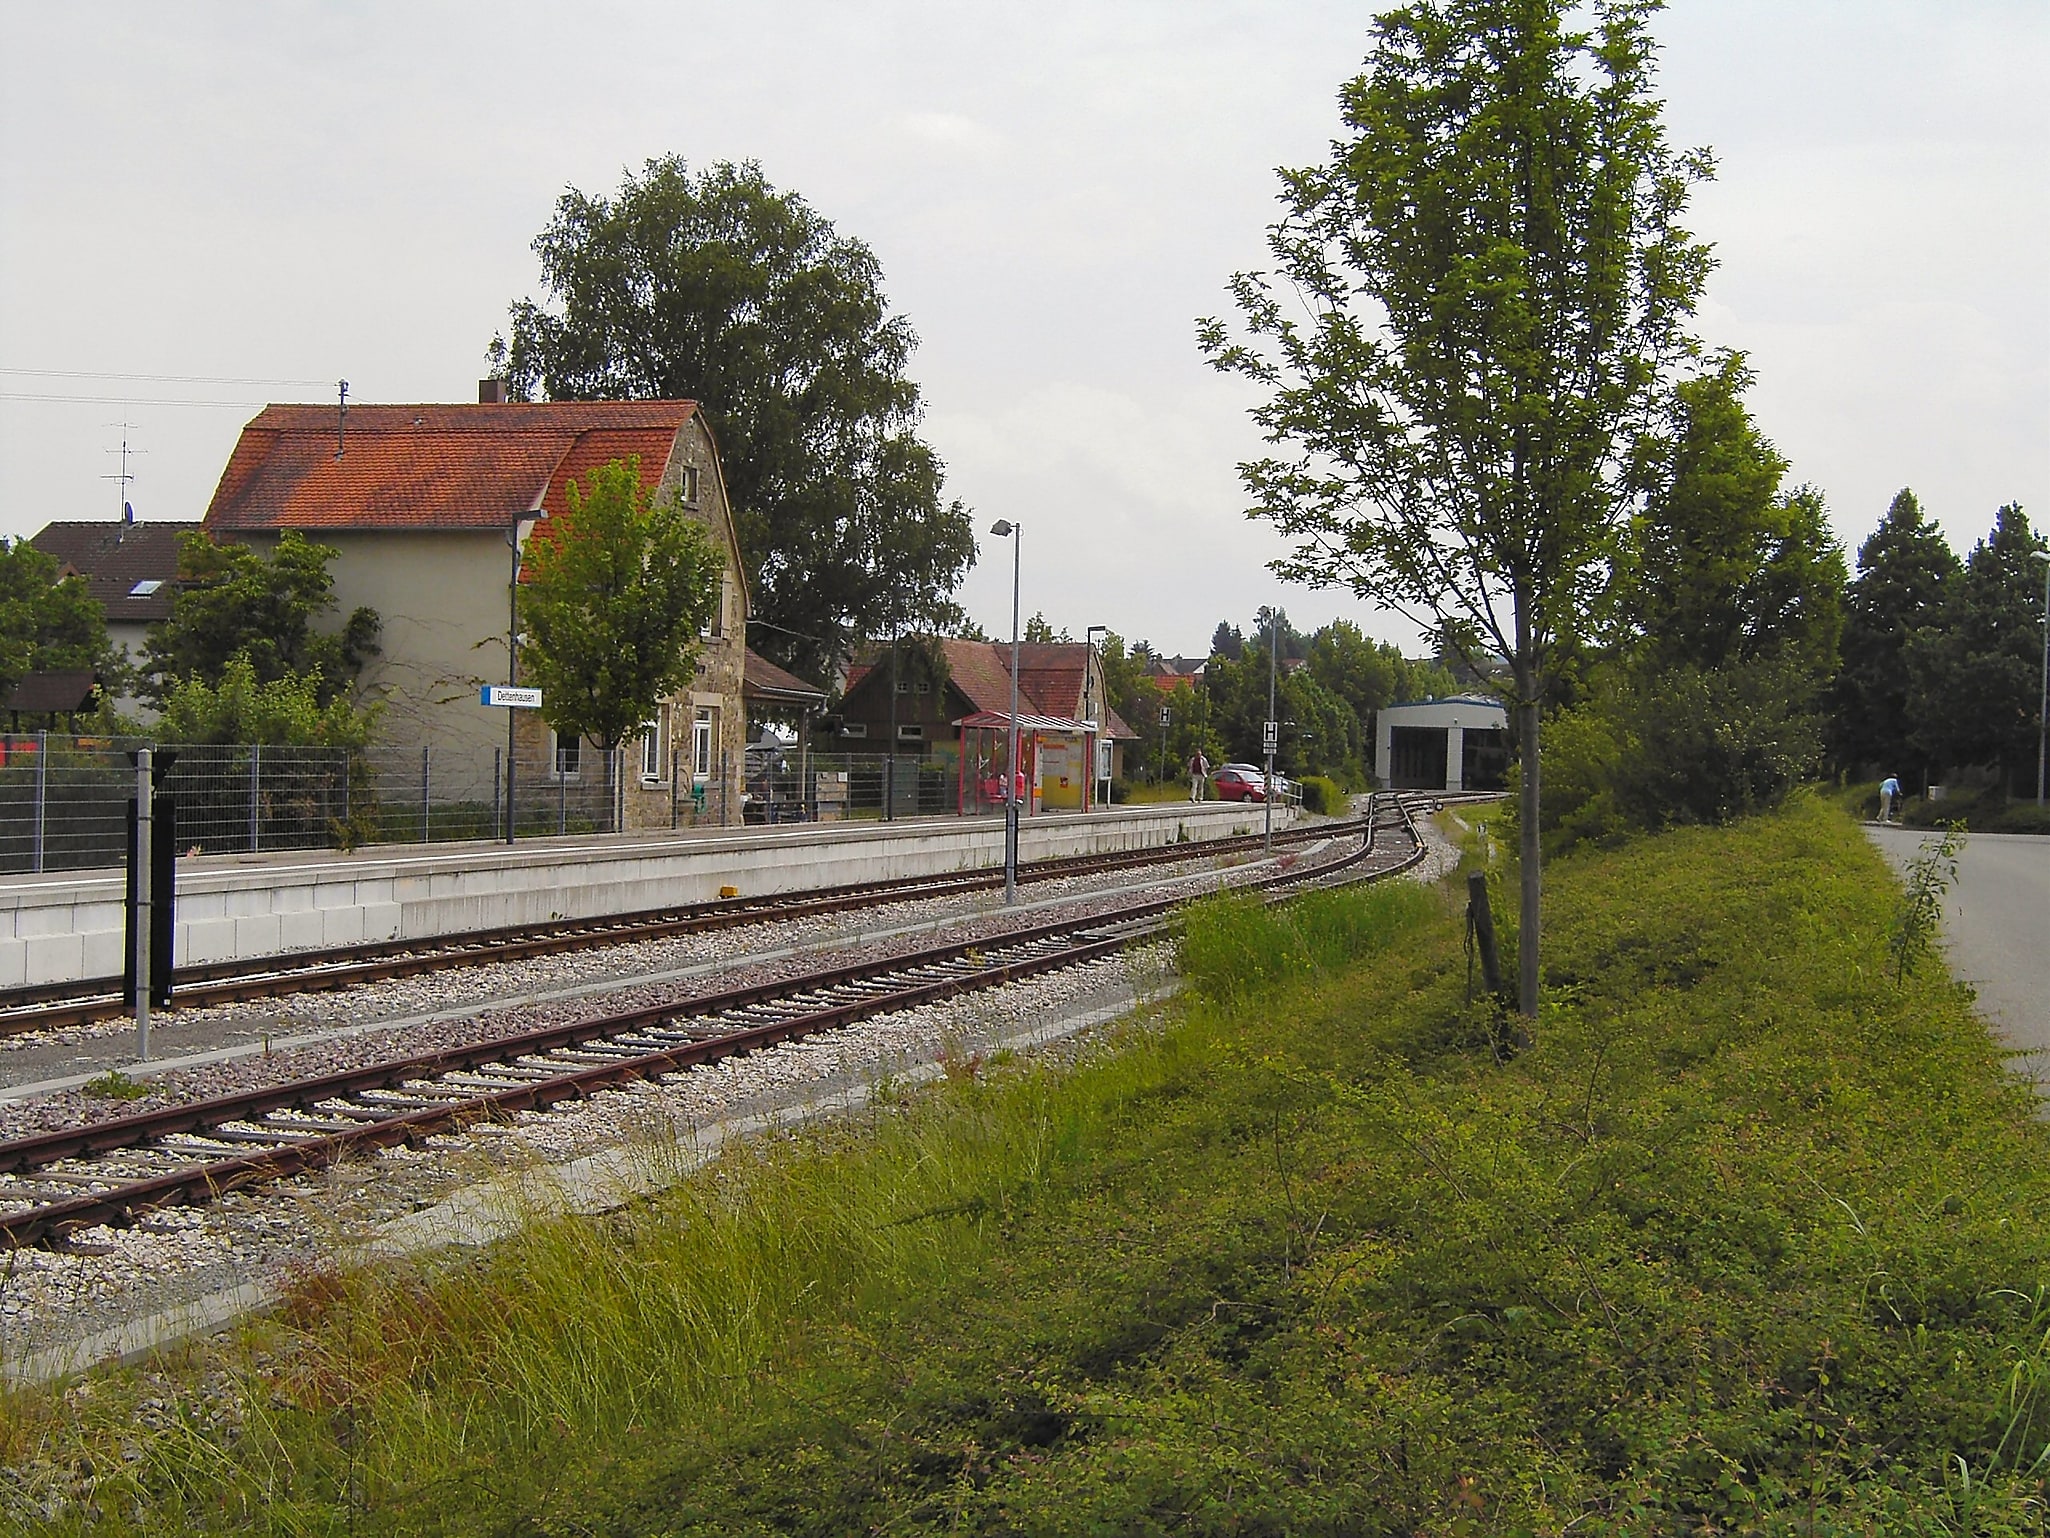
xmin=481 ymin=685 xmax=543 ymax=709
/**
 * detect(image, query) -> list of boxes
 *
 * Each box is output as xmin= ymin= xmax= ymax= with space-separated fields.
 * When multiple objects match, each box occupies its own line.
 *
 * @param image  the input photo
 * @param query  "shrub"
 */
xmin=1297 ymin=774 xmax=1344 ymax=814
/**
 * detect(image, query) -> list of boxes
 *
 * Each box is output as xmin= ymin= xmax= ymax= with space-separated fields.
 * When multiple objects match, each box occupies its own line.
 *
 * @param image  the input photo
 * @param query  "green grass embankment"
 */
xmin=3 ymin=797 xmax=2045 ymax=1534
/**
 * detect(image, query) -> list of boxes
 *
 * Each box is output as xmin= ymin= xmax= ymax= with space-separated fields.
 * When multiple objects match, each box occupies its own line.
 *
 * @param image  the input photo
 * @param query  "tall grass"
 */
xmin=5 ymin=807 xmax=2046 ymax=1533
xmin=0 ymin=878 xmax=1431 ymax=1534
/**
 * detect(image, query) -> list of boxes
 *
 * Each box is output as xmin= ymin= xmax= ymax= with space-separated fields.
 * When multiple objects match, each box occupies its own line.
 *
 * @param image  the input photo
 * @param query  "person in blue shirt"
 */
xmin=1880 ymin=775 xmax=1901 ymax=823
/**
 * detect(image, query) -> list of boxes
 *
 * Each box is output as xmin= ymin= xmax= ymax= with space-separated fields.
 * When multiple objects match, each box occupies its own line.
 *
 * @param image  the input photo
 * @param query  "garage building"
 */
xmin=1375 ymin=696 xmax=1511 ymax=792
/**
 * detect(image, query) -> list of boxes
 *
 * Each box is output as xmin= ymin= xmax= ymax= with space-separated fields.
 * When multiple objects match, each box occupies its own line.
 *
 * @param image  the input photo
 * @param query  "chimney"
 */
xmin=479 ymin=378 xmax=509 ymax=404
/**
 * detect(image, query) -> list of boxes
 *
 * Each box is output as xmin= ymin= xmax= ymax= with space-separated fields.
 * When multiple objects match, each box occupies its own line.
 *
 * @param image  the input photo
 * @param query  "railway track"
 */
xmin=0 ymin=813 xmax=1366 ymax=1038
xmin=0 ymin=795 xmax=1427 ymax=1248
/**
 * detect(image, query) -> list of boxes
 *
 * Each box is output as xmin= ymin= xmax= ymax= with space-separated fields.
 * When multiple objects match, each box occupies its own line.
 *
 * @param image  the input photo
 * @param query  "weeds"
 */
xmin=1889 ymin=821 xmax=1966 ymax=984
xmin=78 ymin=1071 xmax=147 ymax=1102
xmin=4 ymin=805 xmax=2045 ymax=1534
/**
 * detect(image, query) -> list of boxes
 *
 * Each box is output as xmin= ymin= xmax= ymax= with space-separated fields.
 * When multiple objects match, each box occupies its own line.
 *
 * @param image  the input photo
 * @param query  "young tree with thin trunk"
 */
xmin=520 ymin=458 xmax=722 ymax=774
xmin=1200 ymin=0 xmax=1712 ymax=1018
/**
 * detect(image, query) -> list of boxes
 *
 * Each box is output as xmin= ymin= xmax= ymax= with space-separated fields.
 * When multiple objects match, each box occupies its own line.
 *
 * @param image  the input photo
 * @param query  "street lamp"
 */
xmin=1085 ymin=624 xmax=1108 ymax=811
xmin=1263 ymin=605 xmax=1279 ymax=855
xmin=2034 ymin=549 xmax=2050 ymax=807
xmin=991 ymin=519 xmax=1022 ymax=902
xmin=505 ymin=516 xmax=537 ymax=845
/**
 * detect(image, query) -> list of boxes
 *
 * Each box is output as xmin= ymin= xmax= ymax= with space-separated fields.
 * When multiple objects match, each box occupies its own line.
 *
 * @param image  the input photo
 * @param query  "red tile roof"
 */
xmin=205 ymin=402 xmax=697 ymax=533
xmin=937 ymin=638 xmax=1020 ymax=716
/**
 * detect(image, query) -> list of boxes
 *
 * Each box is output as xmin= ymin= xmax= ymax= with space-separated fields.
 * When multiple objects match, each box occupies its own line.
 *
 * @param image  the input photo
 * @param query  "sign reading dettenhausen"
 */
xmin=481 ymin=685 xmax=543 ymax=709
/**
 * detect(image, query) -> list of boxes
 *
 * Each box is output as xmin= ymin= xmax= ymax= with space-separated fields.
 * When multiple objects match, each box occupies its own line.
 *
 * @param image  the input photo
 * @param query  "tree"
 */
xmin=1200 ymin=0 xmax=1711 ymax=1017
xmin=1210 ymin=621 xmax=1244 ymax=662
xmin=1625 ymin=354 xmax=1845 ymax=679
xmin=1826 ymin=489 xmax=1960 ymax=780
xmin=0 ymin=538 xmax=111 ymax=700
xmin=144 ymin=530 xmax=379 ymax=706
xmin=519 ymin=458 xmax=722 ymax=761
xmin=496 ymin=157 xmax=976 ymax=681
xmin=1023 ymin=613 xmax=1070 ymax=644
xmin=155 ymin=654 xmax=378 ymax=748
xmin=1904 ymin=504 xmax=2046 ymax=787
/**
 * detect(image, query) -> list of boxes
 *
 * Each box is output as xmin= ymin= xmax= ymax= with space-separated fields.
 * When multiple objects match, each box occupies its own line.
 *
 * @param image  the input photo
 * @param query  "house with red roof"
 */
xmin=829 ymin=637 xmax=1137 ymax=813
xmin=202 ymin=387 xmax=751 ymax=825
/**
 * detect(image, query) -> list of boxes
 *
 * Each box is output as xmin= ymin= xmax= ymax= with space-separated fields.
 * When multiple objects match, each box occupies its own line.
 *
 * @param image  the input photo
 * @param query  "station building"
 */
xmin=1375 ymin=695 xmax=1511 ymax=792
xmin=200 ymin=388 xmax=755 ymax=823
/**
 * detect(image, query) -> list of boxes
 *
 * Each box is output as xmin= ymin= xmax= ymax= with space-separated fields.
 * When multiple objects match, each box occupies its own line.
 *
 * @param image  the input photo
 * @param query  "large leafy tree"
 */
xmin=1625 ymin=354 xmax=1846 ymax=679
xmin=495 ymin=157 xmax=976 ymax=681
xmin=0 ymin=538 xmax=111 ymax=700
xmin=144 ymin=530 xmax=380 ymax=707
xmin=1905 ymin=504 xmax=2046 ymax=787
xmin=1825 ymin=489 xmax=1960 ymax=780
xmin=519 ymin=458 xmax=722 ymax=758
xmin=1200 ymin=0 xmax=1712 ymax=1017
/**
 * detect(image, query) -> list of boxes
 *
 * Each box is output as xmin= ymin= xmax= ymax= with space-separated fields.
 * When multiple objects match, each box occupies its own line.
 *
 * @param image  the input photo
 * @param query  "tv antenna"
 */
xmin=103 ymin=422 xmax=147 ymax=524
xmin=335 ymin=379 xmax=349 ymax=459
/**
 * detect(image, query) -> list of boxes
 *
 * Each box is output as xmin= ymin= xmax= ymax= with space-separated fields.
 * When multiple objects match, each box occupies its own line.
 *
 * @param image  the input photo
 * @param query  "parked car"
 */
xmin=1213 ymin=762 xmax=1295 ymax=807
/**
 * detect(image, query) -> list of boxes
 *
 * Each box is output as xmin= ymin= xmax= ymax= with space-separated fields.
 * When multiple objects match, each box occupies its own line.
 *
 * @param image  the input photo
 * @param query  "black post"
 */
xmin=1467 ymin=871 xmax=1503 ymax=1000
xmin=123 ymin=779 xmax=177 ymax=1010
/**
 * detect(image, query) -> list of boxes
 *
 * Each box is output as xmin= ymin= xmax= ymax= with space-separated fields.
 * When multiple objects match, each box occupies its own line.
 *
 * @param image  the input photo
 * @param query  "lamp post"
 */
xmin=504 ymin=517 xmax=535 ymax=845
xmin=2034 ymin=549 xmax=2050 ymax=807
xmin=991 ymin=520 xmax=1022 ymax=902
xmin=1264 ymin=605 xmax=1278 ymax=855
xmin=1085 ymin=623 xmax=1107 ymax=811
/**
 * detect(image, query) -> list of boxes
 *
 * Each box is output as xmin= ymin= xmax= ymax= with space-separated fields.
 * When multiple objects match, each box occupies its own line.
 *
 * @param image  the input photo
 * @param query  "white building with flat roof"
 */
xmin=1376 ymin=696 xmax=1510 ymax=792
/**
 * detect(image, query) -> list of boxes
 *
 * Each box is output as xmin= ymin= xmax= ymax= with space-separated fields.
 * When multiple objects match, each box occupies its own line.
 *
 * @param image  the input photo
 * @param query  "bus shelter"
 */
xmin=954 ymin=710 xmax=1099 ymax=815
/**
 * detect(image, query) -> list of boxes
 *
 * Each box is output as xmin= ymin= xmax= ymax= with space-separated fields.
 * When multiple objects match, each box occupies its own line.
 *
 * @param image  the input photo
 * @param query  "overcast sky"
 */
xmin=2 ymin=2 xmax=2043 ymax=657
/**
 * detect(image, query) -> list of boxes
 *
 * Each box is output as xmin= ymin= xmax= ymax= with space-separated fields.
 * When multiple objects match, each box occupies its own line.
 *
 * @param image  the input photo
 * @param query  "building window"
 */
xmin=692 ymin=707 xmax=716 ymax=781
xmin=893 ymin=678 xmax=930 ymax=695
xmin=678 ymin=464 xmax=700 ymax=506
xmin=839 ymin=721 xmax=868 ymax=739
xmin=897 ymin=723 xmax=924 ymax=741
xmin=129 ymin=578 xmax=164 ymax=597
xmin=704 ymin=575 xmax=729 ymax=640
xmin=641 ymin=711 xmax=669 ymax=783
xmin=551 ymin=731 xmax=582 ymax=781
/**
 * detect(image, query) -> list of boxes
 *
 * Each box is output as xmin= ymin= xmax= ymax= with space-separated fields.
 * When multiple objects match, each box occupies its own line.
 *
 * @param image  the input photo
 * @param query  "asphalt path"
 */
xmin=1866 ymin=825 xmax=2050 ymax=1089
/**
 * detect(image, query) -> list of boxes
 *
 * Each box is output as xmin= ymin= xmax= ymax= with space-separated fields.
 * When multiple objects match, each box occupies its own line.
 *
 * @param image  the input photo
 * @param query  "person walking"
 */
xmin=1189 ymin=748 xmax=1209 ymax=803
xmin=1880 ymin=774 xmax=1901 ymax=824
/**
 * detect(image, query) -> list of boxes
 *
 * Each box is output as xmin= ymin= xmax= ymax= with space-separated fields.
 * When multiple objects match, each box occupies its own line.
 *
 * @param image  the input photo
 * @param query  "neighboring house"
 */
xmin=829 ymin=638 xmax=1137 ymax=811
xmin=29 ymin=516 xmax=198 ymax=713
xmin=1375 ymin=695 xmax=1511 ymax=792
xmin=1147 ymin=654 xmax=1207 ymax=688
xmin=202 ymin=389 xmax=750 ymax=824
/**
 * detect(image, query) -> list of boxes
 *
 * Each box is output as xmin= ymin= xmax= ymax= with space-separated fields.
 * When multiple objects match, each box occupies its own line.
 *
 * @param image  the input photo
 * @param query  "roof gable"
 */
xmin=204 ymin=402 xmax=697 ymax=534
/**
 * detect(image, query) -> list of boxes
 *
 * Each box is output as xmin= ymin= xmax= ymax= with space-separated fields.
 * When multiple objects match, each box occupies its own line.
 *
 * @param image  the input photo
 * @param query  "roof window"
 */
xmin=129 ymin=579 xmax=164 ymax=597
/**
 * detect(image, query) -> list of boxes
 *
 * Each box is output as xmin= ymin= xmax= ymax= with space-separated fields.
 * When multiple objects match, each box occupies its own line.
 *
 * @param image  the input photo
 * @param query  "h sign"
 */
xmin=1262 ymin=719 xmax=1278 ymax=752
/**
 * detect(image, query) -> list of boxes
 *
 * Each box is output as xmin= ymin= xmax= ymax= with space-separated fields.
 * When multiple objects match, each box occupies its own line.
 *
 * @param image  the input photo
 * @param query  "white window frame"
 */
xmin=678 ymin=464 xmax=700 ymax=506
xmin=692 ymin=707 xmax=715 ymax=783
xmin=640 ymin=711 xmax=669 ymax=784
xmin=839 ymin=721 xmax=868 ymax=739
xmin=897 ymin=723 xmax=924 ymax=742
xmin=550 ymin=730 xmax=582 ymax=782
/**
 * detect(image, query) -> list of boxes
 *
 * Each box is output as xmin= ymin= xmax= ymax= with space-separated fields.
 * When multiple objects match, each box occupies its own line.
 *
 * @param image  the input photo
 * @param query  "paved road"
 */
xmin=1867 ymin=826 xmax=2050 ymax=1088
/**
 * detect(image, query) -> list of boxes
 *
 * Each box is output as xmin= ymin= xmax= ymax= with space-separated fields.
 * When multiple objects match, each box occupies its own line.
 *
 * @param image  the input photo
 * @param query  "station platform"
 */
xmin=0 ymin=801 xmax=1296 ymax=989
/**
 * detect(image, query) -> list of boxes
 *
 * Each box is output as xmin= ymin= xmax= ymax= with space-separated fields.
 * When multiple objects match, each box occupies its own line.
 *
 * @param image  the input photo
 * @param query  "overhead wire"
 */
xmin=0 ymin=366 xmax=335 ymax=387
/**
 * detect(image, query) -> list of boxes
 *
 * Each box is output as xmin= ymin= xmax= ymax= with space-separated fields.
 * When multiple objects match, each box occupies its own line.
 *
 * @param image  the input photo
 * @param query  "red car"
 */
xmin=1212 ymin=764 xmax=1273 ymax=802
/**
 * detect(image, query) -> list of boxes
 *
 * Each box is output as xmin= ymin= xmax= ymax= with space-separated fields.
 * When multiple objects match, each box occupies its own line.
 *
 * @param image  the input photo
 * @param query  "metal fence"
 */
xmin=0 ymin=735 xmax=967 ymax=874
